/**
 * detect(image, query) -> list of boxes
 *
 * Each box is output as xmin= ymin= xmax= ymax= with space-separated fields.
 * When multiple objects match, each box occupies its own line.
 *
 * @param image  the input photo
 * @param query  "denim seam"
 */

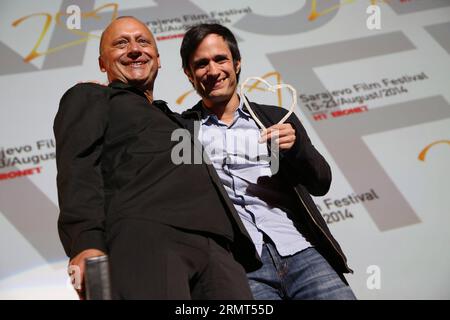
xmin=265 ymin=243 xmax=287 ymax=298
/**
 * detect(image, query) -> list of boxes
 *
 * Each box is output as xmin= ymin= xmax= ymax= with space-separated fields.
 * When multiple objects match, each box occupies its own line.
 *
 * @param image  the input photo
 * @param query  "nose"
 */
xmin=127 ymin=40 xmax=142 ymax=59
xmin=206 ymin=61 xmax=220 ymax=78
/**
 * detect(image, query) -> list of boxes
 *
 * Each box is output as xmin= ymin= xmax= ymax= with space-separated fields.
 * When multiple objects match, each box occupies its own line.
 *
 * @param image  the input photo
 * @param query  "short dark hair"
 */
xmin=180 ymin=23 xmax=241 ymax=81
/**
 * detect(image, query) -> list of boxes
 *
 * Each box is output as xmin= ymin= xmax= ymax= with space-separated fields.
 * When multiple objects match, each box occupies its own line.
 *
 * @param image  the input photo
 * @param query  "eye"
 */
xmin=138 ymin=38 xmax=150 ymax=45
xmin=114 ymin=39 xmax=127 ymax=48
xmin=214 ymin=55 xmax=228 ymax=64
xmin=194 ymin=60 xmax=208 ymax=69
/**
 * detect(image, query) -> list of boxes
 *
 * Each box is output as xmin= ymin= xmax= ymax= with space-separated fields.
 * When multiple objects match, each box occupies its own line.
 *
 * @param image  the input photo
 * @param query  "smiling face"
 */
xmin=184 ymin=33 xmax=241 ymax=108
xmin=99 ymin=17 xmax=160 ymax=91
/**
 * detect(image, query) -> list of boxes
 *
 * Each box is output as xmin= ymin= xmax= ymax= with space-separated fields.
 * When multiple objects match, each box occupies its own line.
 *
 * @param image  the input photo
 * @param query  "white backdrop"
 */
xmin=1 ymin=0 xmax=449 ymax=299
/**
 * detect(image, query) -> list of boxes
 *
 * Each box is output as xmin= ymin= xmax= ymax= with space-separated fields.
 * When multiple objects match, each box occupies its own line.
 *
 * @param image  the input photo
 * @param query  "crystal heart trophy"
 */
xmin=238 ymin=76 xmax=297 ymax=130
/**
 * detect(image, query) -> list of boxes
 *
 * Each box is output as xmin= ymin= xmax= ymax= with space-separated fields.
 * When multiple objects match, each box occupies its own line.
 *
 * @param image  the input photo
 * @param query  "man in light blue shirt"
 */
xmin=198 ymin=98 xmax=312 ymax=258
xmin=180 ymin=23 xmax=356 ymax=299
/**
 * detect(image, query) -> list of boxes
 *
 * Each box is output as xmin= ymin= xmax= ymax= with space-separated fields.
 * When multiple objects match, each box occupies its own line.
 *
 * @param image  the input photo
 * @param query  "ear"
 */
xmin=235 ymin=59 xmax=241 ymax=75
xmin=184 ymin=68 xmax=194 ymax=85
xmin=157 ymin=53 xmax=161 ymax=69
xmin=98 ymin=56 xmax=106 ymax=73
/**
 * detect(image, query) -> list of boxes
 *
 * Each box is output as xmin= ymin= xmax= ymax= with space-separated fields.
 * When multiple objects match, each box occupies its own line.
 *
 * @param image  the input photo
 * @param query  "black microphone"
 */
xmin=84 ymin=255 xmax=112 ymax=300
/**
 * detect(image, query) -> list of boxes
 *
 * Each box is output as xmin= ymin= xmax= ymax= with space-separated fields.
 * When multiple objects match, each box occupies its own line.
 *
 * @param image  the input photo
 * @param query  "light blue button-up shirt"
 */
xmin=198 ymin=99 xmax=311 ymax=257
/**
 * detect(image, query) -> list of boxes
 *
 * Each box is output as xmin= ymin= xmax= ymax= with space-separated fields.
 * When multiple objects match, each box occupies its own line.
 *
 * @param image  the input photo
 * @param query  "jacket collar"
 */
xmin=108 ymin=80 xmax=145 ymax=96
xmin=182 ymin=100 xmax=207 ymax=120
xmin=108 ymin=80 xmax=169 ymax=112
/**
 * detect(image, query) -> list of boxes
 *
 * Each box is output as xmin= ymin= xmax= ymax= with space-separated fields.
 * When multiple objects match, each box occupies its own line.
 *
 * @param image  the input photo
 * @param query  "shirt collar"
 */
xmin=200 ymin=95 xmax=251 ymax=125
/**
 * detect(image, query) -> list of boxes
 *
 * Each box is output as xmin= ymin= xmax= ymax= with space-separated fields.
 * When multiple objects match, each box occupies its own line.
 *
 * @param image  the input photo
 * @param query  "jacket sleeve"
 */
xmin=281 ymin=112 xmax=332 ymax=196
xmin=53 ymin=83 xmax=109 ymax=259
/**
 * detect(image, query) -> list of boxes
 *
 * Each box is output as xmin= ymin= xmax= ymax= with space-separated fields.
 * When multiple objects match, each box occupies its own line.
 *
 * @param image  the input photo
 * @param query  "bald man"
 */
xmin=54 ymin=17 xmax=260 ymax=300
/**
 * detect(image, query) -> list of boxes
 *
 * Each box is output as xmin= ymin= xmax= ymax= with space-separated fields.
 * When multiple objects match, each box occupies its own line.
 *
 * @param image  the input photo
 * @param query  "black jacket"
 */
xmin=181 ymin=100 xmax=352 ymax=275
xmin=53 ymin=82 xmax=261 ymax=272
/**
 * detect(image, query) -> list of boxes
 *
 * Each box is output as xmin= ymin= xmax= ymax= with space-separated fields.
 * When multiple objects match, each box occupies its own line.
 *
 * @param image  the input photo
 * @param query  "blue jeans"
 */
xmin=247 ymin=243 xmax=356 ymax=300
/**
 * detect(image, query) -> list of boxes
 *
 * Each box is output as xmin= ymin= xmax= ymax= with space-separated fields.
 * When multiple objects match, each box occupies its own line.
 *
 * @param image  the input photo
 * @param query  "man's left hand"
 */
xmin=260 ymin=123 xmax=296 ymax=151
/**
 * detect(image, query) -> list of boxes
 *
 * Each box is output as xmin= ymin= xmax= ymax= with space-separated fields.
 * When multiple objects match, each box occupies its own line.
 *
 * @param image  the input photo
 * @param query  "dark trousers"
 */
xmin=108 ymin=219 xmax=253 ymax=299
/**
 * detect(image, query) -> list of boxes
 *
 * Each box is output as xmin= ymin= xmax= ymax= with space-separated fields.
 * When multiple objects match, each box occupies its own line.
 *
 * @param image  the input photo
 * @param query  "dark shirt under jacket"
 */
xmin=53 ymin=81 xmax=260 ymax=272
